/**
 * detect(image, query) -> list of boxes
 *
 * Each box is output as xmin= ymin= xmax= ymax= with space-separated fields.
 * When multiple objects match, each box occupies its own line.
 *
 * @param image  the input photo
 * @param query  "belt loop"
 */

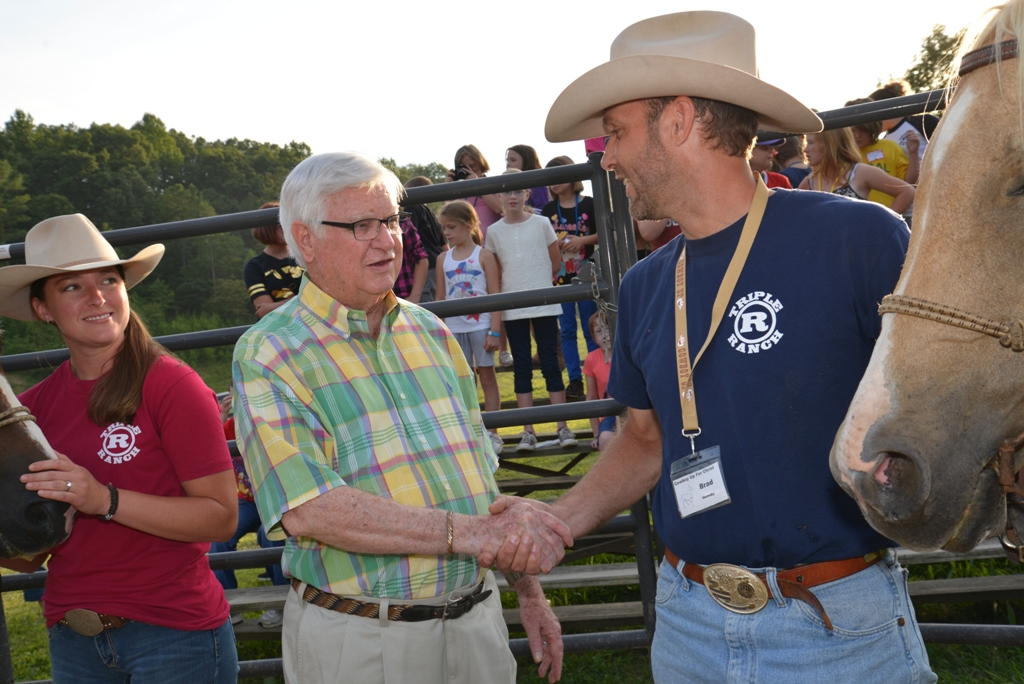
xmin=677 ymin=561 xmax=691 ymax=591
xmin=379 ymin=598 xmax=390 ymax=629
xmin=296 ymin=581 xmax=309 ymax=611
xmin=764 ymin=567 xmax=786 ymax=608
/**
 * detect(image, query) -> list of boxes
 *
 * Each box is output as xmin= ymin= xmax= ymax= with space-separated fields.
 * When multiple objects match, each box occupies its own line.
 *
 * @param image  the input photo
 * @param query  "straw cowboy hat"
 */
xmin=545 ymin=11 xmax=822 ymax=142
xmin=0 ymin=214 xmax=164 ymax=321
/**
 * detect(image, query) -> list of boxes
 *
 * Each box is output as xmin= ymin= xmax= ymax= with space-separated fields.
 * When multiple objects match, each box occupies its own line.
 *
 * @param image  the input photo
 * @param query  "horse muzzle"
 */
xmin=0 ymin=497 xmax=72 ymax=559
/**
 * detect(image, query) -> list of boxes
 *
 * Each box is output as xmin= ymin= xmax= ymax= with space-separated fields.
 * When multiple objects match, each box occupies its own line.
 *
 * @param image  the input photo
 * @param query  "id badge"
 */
xmin=670 ymin=446 xmax=731 ymax=519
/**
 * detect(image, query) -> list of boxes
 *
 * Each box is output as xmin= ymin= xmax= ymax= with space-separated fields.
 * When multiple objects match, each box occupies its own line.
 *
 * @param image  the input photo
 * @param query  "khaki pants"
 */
xmin=282 ymin=571 xmax=515 ymax=684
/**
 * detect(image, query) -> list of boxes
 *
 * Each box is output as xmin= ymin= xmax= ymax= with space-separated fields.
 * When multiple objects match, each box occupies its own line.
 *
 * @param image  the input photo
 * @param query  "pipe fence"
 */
xmin=7 ymin=90 xmax=1017 ymax=684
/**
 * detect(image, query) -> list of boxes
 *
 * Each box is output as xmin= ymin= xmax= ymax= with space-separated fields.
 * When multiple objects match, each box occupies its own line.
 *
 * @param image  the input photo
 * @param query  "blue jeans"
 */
xmin=48 ymin=618 xmax=237 ymax=684
xmin=210 ymin=500 xmax=286 ymax=589
xmin=559 ymin=299 xmax=598 ymax=382
xmin=652 ymin=550 xmax=936 ymax=683
xmin=504 ymin=316 xmax=564 ymax=395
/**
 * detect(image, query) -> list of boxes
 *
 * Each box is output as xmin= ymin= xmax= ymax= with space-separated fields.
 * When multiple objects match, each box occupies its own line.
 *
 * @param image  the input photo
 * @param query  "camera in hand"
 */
xmin=454 ymin=166 xmax=471 ymax=181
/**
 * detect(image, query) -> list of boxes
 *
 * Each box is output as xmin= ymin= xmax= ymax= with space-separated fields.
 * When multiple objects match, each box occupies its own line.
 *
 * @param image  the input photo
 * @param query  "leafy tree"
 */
xmin=0 ymin=160 xmax=29 ymax=241
xmin=904 ymin=25 xmax=968 ymax=93
xmin=379 ymin=157 xmax=449 ymax=186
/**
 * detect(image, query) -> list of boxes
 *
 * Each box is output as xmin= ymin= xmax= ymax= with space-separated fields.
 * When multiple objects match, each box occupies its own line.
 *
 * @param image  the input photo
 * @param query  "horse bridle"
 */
xmin=875 ymin=37 xmax=1024 ymax=561
xmin=0 ymin=405 xmax=35 ymax=429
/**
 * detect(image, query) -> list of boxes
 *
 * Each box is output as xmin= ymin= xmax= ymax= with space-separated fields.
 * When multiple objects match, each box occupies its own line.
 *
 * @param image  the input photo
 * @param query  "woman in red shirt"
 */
xmin=0 ymin=214 xmax=238 ymax=684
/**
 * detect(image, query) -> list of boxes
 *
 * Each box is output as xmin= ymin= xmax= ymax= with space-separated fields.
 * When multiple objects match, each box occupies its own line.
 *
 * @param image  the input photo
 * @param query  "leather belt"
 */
xmin=664 ymin=548 xmax=886 ymax=631
xmin=59 ymin=609 xmax=128 ymax=637
xmin=291 ymin=578 xmax=491 ymax=622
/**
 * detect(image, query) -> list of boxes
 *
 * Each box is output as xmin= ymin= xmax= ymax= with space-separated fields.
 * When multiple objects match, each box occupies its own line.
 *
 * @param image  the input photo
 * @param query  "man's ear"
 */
xmin=291 ymin=222 xmax=317 ymax=266
xmin=665 ymin=96 xmax=697 ymax=148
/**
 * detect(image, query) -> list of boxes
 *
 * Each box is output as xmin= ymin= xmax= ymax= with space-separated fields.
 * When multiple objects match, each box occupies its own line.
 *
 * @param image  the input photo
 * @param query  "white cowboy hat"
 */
xmin=545 ymin=11 xmax=823 ymax=142
xmin=0 ymin=214 xmax=164 ymax=321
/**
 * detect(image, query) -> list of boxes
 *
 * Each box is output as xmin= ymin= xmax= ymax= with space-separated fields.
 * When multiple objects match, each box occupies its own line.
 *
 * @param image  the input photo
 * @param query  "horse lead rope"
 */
xmin=878 ymin=295 xmax=1024 ymax=352
xmin=0 ymin=405 xmax=36 ymax=429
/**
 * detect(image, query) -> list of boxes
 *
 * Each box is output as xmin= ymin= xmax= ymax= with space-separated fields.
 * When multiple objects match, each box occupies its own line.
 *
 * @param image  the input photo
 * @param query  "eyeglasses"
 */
xmin=320 ymin=212 xmax=410 ymax=241
xmin=500 ymin=190 xmax=528 ymax=197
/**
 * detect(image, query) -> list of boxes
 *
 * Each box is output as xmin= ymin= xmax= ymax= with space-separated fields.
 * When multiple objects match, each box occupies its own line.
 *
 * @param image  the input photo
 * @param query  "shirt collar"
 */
xmin=297 ymin=277 xmax=400 ymax=337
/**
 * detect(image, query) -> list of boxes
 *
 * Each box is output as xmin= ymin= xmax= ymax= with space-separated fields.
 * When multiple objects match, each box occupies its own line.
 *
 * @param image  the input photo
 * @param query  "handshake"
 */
xmin=460 ymin=495 xmax=573 ymax=575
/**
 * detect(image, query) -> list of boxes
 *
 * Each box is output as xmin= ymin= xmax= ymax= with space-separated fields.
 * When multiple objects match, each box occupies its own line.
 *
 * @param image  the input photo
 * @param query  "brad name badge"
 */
xmin=670 ymin=446 xmax=731 ymax=519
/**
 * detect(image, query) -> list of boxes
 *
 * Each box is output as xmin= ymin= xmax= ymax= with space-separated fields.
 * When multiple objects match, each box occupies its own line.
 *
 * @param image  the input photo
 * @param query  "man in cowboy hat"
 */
xmin=490 ymin=11 xmax=935 ymax=682
xmin=231 ymin=152 xmax=567 ymax=684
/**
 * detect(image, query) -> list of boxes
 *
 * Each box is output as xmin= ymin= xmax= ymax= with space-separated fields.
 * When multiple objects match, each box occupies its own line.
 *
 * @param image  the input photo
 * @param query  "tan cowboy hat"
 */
xmin=545 ymin=11 xmax=822 ymax=142
xmin=0 ymin=214 xmax=164 ymax=321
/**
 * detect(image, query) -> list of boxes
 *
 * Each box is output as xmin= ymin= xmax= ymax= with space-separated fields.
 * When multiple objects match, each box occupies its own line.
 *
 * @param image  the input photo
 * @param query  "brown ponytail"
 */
xmin=88 ymin=309 xmax=168 ymax=426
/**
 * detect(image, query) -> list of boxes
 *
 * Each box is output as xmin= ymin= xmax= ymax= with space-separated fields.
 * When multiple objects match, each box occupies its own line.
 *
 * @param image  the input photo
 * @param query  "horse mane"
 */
xmin=953 ymin=1 xmax=1024 ymax=142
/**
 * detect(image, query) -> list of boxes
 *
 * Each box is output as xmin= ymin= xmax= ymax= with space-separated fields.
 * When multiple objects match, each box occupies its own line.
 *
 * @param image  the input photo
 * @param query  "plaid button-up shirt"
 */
xmin=232 ymin=278 xmax=499 ymax=599
xmin=393 ymin=217 xmax=428 ymax=299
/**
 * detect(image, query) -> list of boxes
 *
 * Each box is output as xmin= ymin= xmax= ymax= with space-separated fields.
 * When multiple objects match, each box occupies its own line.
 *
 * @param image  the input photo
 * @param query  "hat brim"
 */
xmin=545 ymin=55 xmax=823 ymax=142
xmin=0 ymin=244 xmax=165 ymax=321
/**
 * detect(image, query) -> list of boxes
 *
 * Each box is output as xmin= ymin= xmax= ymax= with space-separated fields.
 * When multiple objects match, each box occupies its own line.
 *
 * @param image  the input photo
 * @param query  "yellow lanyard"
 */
xmin=675 ymin=176 xmax=769 ymax=453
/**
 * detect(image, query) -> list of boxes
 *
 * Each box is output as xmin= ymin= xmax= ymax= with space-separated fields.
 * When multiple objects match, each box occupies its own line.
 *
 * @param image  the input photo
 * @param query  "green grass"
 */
xmin=7 ymin=338 xmax=1024 ymax=682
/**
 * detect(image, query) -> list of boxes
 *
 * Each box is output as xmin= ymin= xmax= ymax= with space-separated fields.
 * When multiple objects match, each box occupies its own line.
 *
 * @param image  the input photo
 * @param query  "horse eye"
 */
xmin=1008 ymin=181 xmax=1024 ymax=197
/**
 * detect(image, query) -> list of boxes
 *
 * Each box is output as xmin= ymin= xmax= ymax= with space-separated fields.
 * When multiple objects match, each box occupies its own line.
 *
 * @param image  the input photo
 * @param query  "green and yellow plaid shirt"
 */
xmin=232 ymin=278 xmax=499 ymax=599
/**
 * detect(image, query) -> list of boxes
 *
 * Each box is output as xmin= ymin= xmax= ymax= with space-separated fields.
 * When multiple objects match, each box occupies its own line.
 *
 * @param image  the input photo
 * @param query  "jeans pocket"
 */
xmin=794 ymin=565 xmax=903 ymax=637
xmin=655 ymin=559 xmax=684 ymax=604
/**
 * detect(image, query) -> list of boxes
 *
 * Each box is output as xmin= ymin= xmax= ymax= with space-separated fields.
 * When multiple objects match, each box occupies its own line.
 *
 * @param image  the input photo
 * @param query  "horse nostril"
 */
xmin=869 ymin=451 xmax=927 ymax=523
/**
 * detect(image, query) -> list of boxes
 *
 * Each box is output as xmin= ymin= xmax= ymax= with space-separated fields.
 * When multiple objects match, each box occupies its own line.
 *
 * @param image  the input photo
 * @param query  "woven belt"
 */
xmin=291 ymin=578 xmax=491 ymax=622
xmin=665 ymin=549 xmax=886 ymax=631
xmin=59 ymin=609 xmax=128 ymax=637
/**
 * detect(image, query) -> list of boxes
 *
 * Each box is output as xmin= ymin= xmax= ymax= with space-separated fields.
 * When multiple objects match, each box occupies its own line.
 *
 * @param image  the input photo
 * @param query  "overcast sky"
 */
xmin=1 ymin=0 xmax=991 ymax=174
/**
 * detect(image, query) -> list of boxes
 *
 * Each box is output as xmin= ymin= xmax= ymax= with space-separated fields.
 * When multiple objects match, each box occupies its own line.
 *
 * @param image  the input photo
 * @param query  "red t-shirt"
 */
xmin=583 ymin=347 xmax=611 ymax=401
xmin=18 ymin=355 xmax=232 ymax=630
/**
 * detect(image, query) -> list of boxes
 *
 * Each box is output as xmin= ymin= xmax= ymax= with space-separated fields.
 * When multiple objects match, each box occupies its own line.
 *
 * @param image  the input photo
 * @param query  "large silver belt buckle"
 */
xmin=703 ymin=564 xmax=769 ymax=614
xmin=64 ymin=609 xmax=106 ymax=637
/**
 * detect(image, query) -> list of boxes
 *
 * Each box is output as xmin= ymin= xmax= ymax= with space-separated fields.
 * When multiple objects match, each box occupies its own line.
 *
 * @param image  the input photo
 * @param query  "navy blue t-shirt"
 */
xmin=608 ymin=189 xmax=908 ymax=569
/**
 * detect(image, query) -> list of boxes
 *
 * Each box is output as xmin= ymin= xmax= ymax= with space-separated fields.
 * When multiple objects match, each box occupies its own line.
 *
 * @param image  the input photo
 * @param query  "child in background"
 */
xmin=435 ymin=201 xmax=505 ymax=456
xmin=393 ymin=215 xmax=428 ymax=303
xmin=543 ymin=155 xmax=599 ymax=400
xmin=583 ymin=312 xmax=617 ymax=451
xmin=244 ymin=202 xmax=305 ymax=319
xmin=505 ymin=144 xmax=550 ymax=213
xmin=485 ymin=169 xmax=577 ymax=451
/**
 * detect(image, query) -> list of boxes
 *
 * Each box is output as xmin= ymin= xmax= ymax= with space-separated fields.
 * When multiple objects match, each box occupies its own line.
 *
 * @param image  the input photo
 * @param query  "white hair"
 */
xmin=279 ymin=152 xmax=405 ymax=267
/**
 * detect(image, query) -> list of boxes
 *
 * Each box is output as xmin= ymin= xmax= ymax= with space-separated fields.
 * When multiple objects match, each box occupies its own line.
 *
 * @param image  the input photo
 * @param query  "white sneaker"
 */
xmin=499 ymin=351 xmax=514 ymax=367
xmin=488 ymin=431 xmax=505 ymax=455
xmin=516 ymin=431 xmax=538 ymax=452
xmin=558 ymin=427 xmax=578 ymax=447
xmin=258 ymin=609 xmax=283 ymax=628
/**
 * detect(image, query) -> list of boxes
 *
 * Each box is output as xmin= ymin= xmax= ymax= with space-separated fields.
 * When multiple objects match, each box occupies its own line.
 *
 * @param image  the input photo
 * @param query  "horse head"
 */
xmin=0 ymin=327 xmax=72 ymax=558
xmin=831 ymin=3 xmax=1024 ymax=552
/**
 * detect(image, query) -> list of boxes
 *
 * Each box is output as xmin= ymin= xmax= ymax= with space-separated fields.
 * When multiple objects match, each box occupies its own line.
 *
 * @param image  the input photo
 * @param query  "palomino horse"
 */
xmin=0 ymin=329 xmax=71 ymax=558
xmin=831 ymin=1 xmax=1024 ymax=554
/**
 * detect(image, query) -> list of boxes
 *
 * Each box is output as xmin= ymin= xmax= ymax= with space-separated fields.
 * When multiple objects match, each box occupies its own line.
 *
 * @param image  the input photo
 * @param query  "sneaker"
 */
xmin=499 ymin=351 xmax=514 ymax=367
xmin=230 ymin=613 xmax=243 ymax=625
xmin=565 ymin=379 xmax=585 ymax=400
xmin=488 ymin=431 xmax=505 ymax=455
xmin=558 ymin=427 xmax=578 ymax=447
xmin=516 ymin=431 xmax=538 ymax=452
xmin=258 ymin=609 xmax=283 ymax=629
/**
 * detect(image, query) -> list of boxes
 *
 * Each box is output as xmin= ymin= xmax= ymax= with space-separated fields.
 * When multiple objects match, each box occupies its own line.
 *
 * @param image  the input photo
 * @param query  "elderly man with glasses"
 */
xmin=232 ymin=152 xmax=567 ymax=684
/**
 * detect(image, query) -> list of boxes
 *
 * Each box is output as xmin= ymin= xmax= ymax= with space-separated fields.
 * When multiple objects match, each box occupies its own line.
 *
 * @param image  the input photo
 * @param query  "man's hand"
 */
xmin=515 ymin=576 xmax=563 ymax=682
xmin=479 ymin=496 xmax=572 ymax=573
xmin=463 ymin=496 xmax=572 ymax=573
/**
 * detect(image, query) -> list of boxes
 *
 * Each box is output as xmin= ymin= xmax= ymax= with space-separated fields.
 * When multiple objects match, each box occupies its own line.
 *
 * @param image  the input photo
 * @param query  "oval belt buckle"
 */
xmin=64 ymin=609 xmax=106 ymax=637
xmin=703 ymin=564 xmax=769 ymax=614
